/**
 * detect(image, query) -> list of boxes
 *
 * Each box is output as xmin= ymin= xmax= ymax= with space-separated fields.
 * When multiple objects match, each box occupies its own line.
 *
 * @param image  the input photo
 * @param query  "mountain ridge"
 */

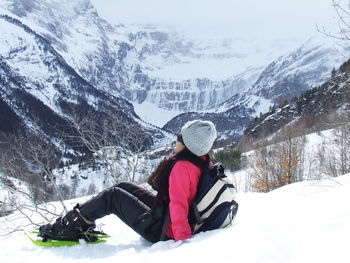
xmin=243 ymin=58 xmax=350 ymax=141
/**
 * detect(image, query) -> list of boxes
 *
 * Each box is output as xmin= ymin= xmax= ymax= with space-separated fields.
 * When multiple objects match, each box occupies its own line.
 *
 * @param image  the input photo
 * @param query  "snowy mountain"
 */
xmin=0 ymin=0 xmax=343 ymax=146
xmin=251 ymin=38 xmax=337 ymax=99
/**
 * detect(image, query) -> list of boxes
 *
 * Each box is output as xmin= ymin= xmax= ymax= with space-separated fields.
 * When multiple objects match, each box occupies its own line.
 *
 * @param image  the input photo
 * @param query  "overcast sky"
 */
xmin=90 ymin=0 xmax=339 ymax=39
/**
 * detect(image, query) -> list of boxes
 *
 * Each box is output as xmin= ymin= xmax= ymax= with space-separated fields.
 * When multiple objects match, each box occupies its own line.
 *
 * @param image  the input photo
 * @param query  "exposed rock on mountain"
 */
xmin=244 ymin=59 xmax=350 ymax=140
xmin=0 ymin=14 xmax=157 ymax=154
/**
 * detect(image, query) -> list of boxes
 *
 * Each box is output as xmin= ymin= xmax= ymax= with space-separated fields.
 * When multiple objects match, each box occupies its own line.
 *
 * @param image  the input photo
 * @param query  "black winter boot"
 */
xmin=38 ymin=204 xmax=97 ymax=242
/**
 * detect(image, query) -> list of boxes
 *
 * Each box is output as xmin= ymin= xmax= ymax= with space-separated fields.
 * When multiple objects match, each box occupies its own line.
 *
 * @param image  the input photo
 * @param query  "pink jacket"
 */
xmin=165 ymin=159 xmax=204 ymax=241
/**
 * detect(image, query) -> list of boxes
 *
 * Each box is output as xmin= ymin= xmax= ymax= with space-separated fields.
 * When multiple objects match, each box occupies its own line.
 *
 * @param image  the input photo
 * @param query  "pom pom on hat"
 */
xmin=181 ymin=120 xmax=217 ymax=156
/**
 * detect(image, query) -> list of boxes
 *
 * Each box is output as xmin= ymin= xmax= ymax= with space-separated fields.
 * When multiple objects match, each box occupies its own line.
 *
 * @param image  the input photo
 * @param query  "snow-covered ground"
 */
xmin=1 ymin=172 xmax=349 ymax=263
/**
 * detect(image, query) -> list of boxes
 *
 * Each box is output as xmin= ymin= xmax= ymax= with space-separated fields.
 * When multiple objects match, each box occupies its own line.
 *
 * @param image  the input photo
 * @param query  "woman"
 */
xmin=39 ymin=120 xmax=217 ymax=243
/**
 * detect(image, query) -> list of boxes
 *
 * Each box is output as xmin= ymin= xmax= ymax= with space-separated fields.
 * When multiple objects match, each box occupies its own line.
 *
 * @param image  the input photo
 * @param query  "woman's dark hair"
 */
xmin=147 ymin=148 xmax=209 ymax=206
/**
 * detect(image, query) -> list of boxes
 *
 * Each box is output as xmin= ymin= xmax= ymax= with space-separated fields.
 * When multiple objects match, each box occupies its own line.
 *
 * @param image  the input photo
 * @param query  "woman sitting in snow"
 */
xmin=38 ymin=120 xmax=217 ymax=243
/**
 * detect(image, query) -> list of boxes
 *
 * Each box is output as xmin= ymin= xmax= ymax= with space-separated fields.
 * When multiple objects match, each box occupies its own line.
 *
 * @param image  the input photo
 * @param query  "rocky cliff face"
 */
xmin=252 ymin=38 xmax=335 ymax=99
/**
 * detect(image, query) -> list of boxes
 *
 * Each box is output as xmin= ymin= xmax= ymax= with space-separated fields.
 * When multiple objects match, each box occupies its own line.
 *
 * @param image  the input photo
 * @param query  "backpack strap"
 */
xmin=176 ymin=153 xmax=210 ymax=170
xmin=159 ymin=207 xmax=170 ymax=241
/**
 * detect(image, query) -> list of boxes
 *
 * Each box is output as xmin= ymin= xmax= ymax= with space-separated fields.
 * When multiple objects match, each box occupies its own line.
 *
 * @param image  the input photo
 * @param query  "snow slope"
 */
xmin=1 ymin=173 xmax=349 ymax=263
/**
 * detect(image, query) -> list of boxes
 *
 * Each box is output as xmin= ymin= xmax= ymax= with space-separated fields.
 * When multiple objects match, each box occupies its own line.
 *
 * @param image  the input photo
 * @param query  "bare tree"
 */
xmin=59 ymin=109 xmax=150 ymax=183
xmin=250 ymin=127 xmax=305 ymax=192
xmin=317 ymin=113 xmax=350 ymax=177
xmin=250 ymin=143 xmax=278 ymax=192
xmin=273 ymin=127 xmax=306 ymax=184
xmin=317 ymin=0 xmax=350 ymax=54
xmin=0 ymin=131 xmax=67 ymax=235
xmin=0 ymin=107 xmax=152 ymax=235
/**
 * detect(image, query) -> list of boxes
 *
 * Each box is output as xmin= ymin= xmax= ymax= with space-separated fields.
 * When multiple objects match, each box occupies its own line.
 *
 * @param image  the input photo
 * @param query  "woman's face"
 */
xmin=175 ymin=141 xmax=185 ymax=153
xmin=175 ymin=133 xmax=185 ymax=153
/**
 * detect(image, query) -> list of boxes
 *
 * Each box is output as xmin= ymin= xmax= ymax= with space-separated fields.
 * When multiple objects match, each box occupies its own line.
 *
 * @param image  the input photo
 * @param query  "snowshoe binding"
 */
xmin=37 ymin=204 xmax=107 ymax=243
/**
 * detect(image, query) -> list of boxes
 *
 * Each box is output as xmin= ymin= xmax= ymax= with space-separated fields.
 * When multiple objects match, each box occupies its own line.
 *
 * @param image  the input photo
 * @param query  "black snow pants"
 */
xmin=79 ymin=182 xmax=167 ymax=243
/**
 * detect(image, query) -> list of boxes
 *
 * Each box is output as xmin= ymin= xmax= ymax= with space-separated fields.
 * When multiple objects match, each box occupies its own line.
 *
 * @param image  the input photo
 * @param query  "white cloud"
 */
xmin=90 ymin=0 xmax=338 ymax=39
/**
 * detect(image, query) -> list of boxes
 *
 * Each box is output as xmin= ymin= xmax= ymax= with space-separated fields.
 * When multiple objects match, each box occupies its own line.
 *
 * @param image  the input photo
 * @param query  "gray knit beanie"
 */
xmin=181 ymin=120 xmax=217 ymax=156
